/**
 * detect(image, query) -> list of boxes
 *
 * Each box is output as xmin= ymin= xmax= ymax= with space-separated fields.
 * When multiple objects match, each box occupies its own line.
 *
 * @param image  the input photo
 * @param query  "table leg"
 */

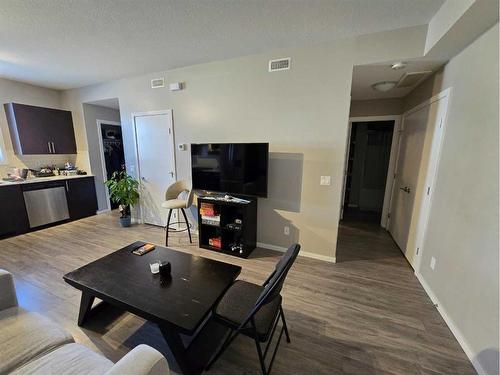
xmin=159 ymin=325 xmax=197 ymax=375
xmin=77 ymin=292 xmax=95 ymax=327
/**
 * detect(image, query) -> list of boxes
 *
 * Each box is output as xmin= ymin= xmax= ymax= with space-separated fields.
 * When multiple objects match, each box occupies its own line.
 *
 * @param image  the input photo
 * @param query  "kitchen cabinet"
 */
xmin=4 ymin=103 xmax=77 ymax=155
xmin=66 ymin=177 xmax=98 ymax=220
xmin=0 ymin=185 xmax=29 ymax=238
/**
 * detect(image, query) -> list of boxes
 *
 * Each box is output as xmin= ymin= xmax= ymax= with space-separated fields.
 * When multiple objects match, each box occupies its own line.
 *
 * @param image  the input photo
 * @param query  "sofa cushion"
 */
xmin=0 ymin=307 xmax=74 ymax=374
xmin=10 ymin=343 xmax=114 ymax=375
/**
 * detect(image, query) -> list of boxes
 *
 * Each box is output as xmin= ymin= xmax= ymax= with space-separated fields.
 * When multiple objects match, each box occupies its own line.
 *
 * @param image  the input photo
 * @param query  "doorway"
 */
xmin=133 ymin=110 xmax=176 ymax=227
xmin=340 ymin=116 xmax=400 ymax=228
xmin=97 ymin=120 xmax=125 ymax=210
xmin=82 ymin=99 xmax=122 ymax=213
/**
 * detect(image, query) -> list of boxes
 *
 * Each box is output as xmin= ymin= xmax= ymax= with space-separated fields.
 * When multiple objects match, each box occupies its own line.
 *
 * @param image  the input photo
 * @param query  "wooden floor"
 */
xmin=0 ymin=212 xmax=475 ymax=375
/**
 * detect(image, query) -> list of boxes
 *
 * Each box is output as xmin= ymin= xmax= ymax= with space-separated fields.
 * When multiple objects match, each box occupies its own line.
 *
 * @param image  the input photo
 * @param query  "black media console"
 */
xmin=197 ymin=195 xmax=257 ymax=258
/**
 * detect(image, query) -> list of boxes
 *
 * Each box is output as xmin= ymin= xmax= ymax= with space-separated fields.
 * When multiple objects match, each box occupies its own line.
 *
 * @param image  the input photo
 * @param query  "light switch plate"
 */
xmin=320 ymin=176 xmax=331 ymax=186
xmin=430 ymin=257 xmax=436 ymax=270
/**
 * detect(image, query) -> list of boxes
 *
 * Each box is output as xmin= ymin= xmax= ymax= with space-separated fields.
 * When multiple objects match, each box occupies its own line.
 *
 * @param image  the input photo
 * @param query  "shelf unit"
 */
xmin=197 ymin=195 xmax=257 ymax=258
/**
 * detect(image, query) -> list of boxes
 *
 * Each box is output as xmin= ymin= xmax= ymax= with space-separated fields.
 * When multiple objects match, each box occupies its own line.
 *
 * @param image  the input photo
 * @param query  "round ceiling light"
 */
xmin=391 ymin=62 xmax=407 ymax=70
xmin=371 ymin=81 xmax=397 ymax=92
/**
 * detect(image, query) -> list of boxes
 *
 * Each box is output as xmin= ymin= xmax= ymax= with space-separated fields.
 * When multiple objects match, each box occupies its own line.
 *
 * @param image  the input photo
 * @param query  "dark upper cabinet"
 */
xmin=0 ymin=185 xmax=29 ymax=238
xmin=67 ymin=177 xmax=98 ymax=220
xmin=4 ymin=103 xmax=77 ymax=155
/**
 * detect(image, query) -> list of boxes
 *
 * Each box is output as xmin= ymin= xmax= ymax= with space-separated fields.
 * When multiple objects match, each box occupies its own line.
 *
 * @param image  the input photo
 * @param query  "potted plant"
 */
xmin=105 ymin=171 xmax=139 ymax=227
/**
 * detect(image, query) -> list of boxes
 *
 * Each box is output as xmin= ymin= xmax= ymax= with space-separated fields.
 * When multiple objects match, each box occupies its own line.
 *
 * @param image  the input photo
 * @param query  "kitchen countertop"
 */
xmin=0 ymin=174 xmax=94 ymax=187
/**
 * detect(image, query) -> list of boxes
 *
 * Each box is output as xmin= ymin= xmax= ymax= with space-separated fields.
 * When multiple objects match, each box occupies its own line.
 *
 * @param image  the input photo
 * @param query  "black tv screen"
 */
xmin=191 ymin=143 xmax=269 ymax=197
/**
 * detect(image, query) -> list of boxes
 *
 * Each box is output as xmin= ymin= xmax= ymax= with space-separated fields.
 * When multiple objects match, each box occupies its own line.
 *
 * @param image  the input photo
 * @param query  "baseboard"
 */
xmin=257 ymin=242 xmax=288 ymax=252
xmin=415 ymin=272 xmax=487 ymax=375
xmin=257 ymin=242 xmax=336 ymax=263
xmin=96 ymin=208 xmax=111 ymax=215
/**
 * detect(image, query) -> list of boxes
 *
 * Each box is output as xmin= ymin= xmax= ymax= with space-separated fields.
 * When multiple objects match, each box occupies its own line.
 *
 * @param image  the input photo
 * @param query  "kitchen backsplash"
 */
xmin=0 ymin=154 xmax=78 ymax=177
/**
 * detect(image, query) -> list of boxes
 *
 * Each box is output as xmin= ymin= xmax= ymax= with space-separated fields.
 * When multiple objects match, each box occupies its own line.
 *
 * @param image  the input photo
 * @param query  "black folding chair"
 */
xmin=206 ymin=243 xmax=301 ymax=375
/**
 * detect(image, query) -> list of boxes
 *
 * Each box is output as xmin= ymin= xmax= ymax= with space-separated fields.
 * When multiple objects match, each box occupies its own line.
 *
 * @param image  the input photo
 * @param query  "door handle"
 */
xmin=141 ymin=176 xmax=146 ymax=181
xmin=399 ymin=186 xmax=411 ymax=194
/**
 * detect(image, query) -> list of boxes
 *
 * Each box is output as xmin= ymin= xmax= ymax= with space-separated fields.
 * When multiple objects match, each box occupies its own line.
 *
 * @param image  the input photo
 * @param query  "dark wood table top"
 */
xmin=64 ymin=241 xmax=241 ymax=334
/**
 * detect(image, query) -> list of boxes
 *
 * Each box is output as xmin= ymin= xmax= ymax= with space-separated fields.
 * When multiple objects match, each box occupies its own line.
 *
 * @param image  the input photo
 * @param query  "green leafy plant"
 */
xmin=105 ymin=171 xmax=139 ymax=218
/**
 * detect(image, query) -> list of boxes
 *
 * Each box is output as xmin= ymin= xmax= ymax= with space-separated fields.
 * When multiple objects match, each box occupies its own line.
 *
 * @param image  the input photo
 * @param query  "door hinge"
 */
xmin=168 ymin=128 xmax=172 ymax=134
xmin=416 ymin=247 xmax=420 ymax=255
xmin=427 ymin=186 xmax=431 ymax=195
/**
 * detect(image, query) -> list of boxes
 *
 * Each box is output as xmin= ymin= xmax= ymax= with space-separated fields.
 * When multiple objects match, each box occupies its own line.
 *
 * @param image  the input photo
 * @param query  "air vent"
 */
xmin=151 ymin=77 xmax=165 ymax=89
xmin=397 ymin=71 xmax=432 ymax=88
xmin=269 ymin=58 xmax=291 ymax=72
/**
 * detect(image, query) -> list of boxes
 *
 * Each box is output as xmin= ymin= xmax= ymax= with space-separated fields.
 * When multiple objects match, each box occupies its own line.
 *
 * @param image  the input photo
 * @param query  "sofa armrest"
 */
xmin=105 ymin=344 xmax=170 ymax=375
xmin=0 ymin=269 xmax=18 ymax=311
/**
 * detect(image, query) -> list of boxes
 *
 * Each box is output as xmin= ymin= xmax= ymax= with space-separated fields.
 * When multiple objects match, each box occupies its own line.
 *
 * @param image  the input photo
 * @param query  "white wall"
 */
xmin=61 ymin=25 xmax=427 ymax=260
xmin=349 ymin=98 xmax=404 ymax=117
xmin=82 ymin=103 xmax=121 ymax=211
xmin=0 ymin=78 xmax=69 ymax=176
xmin=405 ymin=23 xmax=499 ymax=375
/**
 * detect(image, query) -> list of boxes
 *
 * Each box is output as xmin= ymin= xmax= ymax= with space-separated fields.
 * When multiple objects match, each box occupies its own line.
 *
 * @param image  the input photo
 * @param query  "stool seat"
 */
xmin=162 ymin=180 xmax=193 ymax=246
xmin=161 ymin=199 xmax=189 ymax=209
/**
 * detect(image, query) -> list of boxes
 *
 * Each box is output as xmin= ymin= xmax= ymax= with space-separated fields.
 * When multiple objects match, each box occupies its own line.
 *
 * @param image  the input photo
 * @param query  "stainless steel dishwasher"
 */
xmin=22 ymin=181 xmax=70 ymax=228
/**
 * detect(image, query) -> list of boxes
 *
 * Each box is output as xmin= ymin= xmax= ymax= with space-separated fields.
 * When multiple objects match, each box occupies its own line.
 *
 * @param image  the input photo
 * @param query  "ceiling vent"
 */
xmin=151 ymin=77 xmax=165 ymax=89
xmin=269 ymin=58 xmax=291 ymax=72
xmin=397 ymin=71 xmax=432 ymax=88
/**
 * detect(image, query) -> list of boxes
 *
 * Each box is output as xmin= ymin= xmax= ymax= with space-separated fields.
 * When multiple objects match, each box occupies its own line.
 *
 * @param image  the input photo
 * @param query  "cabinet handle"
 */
xmin=65 ymin=181 xmax=69 ymax=192
xmin=48 ymin=142 xmax=52 ymax=153
xmin=51 ymin=142 xmax=56 ymax=154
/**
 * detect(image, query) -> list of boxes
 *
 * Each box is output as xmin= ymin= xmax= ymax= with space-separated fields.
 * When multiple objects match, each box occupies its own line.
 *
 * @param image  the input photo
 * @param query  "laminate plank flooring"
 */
xmin=0 ymin=212 xmax=475 ymax=374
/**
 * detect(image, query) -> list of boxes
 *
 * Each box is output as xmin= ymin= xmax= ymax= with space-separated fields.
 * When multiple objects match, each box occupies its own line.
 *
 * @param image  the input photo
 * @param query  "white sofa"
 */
xmin=0 ymin=269 xmax=170 ymax=375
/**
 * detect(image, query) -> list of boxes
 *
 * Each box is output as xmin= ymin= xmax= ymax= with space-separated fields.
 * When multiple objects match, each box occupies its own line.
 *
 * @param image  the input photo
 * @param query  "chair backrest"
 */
xmin=165 ymin=180 xmax=194 ymax=206
xmin=239 ymin=243 xmax=300 ymax=329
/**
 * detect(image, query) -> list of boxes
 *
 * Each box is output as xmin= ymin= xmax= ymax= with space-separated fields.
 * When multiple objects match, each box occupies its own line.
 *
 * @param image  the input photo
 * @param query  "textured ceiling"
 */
xmin=351 ymin=59 xmax=446 ymax=100
xmin=0 ymin=0 xmax=444 ymax=90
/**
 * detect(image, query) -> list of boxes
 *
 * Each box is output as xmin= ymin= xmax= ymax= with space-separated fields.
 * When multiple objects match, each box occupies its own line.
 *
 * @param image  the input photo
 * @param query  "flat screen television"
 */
xmin=191 ymin=143 xmax=269 ymax=197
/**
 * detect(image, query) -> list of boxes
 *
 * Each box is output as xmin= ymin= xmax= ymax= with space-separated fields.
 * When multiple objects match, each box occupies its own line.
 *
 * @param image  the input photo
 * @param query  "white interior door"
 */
xmin=134 ymin=111 xmax=176 ymax=226
xmin=388 ymin=93 xmax=449 ymax=267
xmin=390 ymin=105 xmax=429 ymax=253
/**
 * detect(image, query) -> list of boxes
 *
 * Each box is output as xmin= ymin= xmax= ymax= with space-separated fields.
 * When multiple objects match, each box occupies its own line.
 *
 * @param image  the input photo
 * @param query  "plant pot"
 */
xmin=119 ymin=215 xmax=132 ymax=227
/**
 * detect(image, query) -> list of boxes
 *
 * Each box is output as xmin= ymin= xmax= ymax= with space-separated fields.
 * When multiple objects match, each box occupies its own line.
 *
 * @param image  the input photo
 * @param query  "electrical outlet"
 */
xmin=430 ymin=257 xmax=436 ymax=270
xmin=284 ymin=226 xmax=290 ymax=236
xmin=320 ymin=176 xmax=331 ymax=186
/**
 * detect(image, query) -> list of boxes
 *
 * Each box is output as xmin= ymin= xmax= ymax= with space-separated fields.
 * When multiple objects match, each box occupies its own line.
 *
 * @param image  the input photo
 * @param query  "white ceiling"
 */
xmin=351 ymin=59 xmax=446 ymax=100
xmin=0 ymin=0 xmax=444 ymax=90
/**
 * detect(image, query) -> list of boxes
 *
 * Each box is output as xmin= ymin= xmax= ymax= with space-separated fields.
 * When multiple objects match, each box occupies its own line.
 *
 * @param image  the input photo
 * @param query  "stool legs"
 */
xmin=165 ymin=208 xmax=191 ymax=246
xmin=180 ymin=208 xmax=192 ymax=243
xmin=165 ymin=209 xmax=173 ymax=246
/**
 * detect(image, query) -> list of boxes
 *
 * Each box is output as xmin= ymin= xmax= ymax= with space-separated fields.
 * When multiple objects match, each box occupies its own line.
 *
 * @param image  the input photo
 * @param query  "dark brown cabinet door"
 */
xmin=67 ymin=177 xmax=98 ymax=220
xmin=4 ymin=103 xmax=77 ymax=155
xmin=50 ymin=109 xmax=77 ymax=154
xmin=0 ymin=185 xmax=29 ymax=238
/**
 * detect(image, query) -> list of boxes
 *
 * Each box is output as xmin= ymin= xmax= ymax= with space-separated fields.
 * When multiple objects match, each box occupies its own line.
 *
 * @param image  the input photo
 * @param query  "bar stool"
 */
xmin=161 ymin=180 xmax=194 ymax=246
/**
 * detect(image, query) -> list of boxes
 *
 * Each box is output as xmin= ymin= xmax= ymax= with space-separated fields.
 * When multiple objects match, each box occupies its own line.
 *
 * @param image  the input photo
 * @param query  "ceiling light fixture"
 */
xmin=391 ymin=62 xmax=407 ymax=70
xmin=371 ymin=81 xmax=397 ymax=92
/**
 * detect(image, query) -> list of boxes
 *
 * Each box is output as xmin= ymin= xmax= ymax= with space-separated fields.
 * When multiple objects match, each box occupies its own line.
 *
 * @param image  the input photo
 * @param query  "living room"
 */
xmin=0 ymin=1 xmax=498 ymax=375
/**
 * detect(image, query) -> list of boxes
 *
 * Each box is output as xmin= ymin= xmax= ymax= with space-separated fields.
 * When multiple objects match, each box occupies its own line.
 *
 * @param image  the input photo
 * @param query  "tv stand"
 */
xmin=197 ymin=194 xmax=257 ymax=258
